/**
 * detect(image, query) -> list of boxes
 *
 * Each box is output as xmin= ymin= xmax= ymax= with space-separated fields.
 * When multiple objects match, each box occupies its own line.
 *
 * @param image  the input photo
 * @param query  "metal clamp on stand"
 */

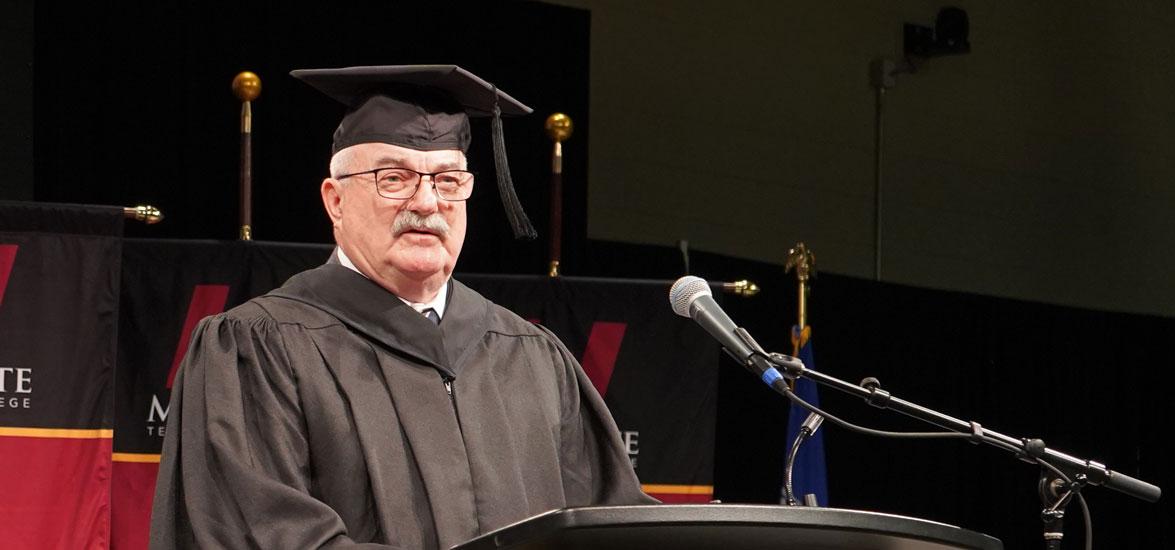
xmin=859 ymin=376 xmax=892 ymax=408
xmin=1038 ymin=470 xmax=1088 ymax=550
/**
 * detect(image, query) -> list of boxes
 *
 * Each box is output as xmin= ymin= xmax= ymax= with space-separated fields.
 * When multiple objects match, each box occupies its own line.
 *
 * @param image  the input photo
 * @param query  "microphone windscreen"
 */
xmin=669 ymin=276 xmax=711 ymax=318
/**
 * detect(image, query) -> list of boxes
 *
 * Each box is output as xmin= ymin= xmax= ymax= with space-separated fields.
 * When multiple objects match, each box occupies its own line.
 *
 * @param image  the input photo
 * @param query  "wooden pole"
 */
xmin=544 ymin=113 xmax=573 ymax=277
xmin=232 ymin=71 xmax=261 ymax=241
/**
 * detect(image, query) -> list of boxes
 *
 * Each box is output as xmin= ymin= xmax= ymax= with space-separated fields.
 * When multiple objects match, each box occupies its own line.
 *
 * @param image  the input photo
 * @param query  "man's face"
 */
xmin=322 ymin=142 xmax=468 ymax=287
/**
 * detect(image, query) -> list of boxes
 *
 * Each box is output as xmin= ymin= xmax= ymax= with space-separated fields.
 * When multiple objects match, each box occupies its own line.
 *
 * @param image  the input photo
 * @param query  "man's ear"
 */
xmin=321 ymin=178 xmax=344 ymax=227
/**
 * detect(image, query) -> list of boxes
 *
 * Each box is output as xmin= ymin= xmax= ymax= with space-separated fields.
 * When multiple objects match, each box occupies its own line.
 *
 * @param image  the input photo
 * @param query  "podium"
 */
xmin=455 ymin=505 xmax=1002 ymax=550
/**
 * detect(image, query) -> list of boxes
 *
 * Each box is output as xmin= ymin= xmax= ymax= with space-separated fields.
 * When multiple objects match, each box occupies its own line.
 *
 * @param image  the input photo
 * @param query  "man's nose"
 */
xmin=406 ymin=177 xmax=440 ymax=213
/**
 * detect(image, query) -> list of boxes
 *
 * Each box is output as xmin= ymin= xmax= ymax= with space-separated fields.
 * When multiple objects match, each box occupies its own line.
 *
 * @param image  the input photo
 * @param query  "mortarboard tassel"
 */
xmin=491 ymin=89 xmax=538 ymax=240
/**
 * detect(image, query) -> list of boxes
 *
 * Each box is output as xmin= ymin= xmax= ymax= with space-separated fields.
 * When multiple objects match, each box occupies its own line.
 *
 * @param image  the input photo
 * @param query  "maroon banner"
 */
xmin=1 ymin=201 xmax=123 ymax=549
xmin=0 ymin=435 xmax=114 ymax=549
xmin=110 ymin=461 xmax=159 ymax=550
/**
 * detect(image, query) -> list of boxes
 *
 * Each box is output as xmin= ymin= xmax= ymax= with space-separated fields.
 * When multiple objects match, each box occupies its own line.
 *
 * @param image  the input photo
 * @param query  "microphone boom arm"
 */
xmin=761 ymin=353 xmax=1161 ymax=503
xmin=666 ymin=275 xmax=1160 ymax=504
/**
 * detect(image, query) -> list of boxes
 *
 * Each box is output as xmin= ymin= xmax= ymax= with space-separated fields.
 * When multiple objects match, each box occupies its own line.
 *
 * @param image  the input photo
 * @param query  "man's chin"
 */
xmin=383 ymin=253 xmax=452 ymax=281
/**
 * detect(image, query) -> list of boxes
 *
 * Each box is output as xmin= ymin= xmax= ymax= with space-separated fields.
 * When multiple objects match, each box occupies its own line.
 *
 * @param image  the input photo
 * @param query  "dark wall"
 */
xmin=32 ymin=0 xmax=590 ymax=275
xmin=561 ymin=1 xmax=1175 ymax=319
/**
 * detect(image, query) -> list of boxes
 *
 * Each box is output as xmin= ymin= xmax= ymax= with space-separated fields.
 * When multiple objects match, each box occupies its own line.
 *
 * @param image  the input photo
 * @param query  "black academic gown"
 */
xmin=149 ymin=265 xmax=654 ymax=549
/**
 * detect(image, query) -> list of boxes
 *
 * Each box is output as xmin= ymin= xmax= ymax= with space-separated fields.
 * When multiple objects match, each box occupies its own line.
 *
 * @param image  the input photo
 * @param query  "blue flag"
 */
xmin=781 ymin=325 xmax=829 ymax=505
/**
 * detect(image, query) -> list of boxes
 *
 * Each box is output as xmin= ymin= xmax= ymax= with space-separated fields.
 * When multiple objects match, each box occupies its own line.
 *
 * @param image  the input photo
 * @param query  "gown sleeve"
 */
xmin=148 ymin=313 xmax=397 ymax=550
xmin=539 ymin=327 xmax=661 ymax=506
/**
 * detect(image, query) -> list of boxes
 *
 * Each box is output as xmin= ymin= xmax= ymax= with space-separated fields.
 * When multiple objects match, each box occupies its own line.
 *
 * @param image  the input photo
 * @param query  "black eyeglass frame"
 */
xmin=335 ymin=167 xmax=476 ymax=201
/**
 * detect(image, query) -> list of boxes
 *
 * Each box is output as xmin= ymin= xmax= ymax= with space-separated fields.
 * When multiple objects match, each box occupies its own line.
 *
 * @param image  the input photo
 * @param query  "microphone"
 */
xmin=783 ymin=411 xmax=825 ymax=506
xmin=669 ymin=276 xmax=797 ymax=388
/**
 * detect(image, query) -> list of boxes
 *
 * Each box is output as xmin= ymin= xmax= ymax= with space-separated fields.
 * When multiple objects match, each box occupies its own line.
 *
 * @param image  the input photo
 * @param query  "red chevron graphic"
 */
xmin=581 ymin=322 xmax=627 ymax=397
xmin=166 ymin=284 xmax=230 ymax=388
xmin=0 ymin=245 xmax=17 ymax=310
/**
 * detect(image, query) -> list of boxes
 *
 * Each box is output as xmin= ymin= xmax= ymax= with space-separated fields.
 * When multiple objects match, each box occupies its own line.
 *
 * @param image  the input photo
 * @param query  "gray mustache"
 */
xmin=392 ymin=211 xmax=450 ymax=237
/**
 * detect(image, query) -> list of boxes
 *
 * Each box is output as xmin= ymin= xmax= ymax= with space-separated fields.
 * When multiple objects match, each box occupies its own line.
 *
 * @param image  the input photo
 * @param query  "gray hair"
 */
xmin=329 ymin=147 xmax=357 ymax=180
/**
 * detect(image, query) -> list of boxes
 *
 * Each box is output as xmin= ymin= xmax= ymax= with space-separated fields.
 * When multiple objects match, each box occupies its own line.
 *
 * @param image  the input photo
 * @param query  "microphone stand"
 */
xmin=750 ymin=349 xmax=1161 ymax=505
xmin=725 ymin=325 xmax=1159 ymax=549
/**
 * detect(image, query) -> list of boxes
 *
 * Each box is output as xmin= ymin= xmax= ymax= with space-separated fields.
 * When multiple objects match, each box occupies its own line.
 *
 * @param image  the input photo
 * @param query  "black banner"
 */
xmin=0 ymin=201 xmax=123 ymax=550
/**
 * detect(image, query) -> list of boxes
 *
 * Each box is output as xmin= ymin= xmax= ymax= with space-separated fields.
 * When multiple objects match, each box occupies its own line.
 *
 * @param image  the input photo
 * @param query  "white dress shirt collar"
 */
xmin=335 ymin=247 xmax=447 ymax=320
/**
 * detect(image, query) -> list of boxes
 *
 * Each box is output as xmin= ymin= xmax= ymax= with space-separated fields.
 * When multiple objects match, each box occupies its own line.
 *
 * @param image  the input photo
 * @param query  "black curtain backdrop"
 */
xmin=28 ymin=2 xmax=1172 ymax=548
xmin=33 ymin=0 xmax=589 ymax=275
xmin=0 ymin=0 xmax=33 ymax=200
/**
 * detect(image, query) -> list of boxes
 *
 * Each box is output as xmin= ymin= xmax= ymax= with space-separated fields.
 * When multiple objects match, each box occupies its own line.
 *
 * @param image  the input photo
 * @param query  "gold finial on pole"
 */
xmin=545 ymin=113 xmax=573 ymax=145
xmin=233 ymin=71 xmax=261 ymax=241
xmin=232 ymin=72 xmax=262 ymax=104
xmin=123 ymin=205 xmax=164 ymax=224
xmin=784 ymin=242 xmax=816 ymax=329
xmin=544 ymin=113 xmax=573 ymax=277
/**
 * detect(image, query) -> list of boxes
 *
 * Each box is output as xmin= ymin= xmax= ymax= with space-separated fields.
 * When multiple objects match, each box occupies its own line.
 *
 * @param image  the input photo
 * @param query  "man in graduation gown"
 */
xmin=150 ymin=65 xmax=654 ymax=550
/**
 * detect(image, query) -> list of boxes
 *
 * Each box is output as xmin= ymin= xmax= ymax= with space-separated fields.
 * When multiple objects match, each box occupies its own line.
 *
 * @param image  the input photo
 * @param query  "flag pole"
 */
xmin=544 ymin=113 xmax=573 ymax=277
xmin=785 ymin=242 xmax=815 ymax=331
xmin=781 ymin=242 xmax=827 ymax=507
xmin=232 ymin=71 xmax=261 ymax=241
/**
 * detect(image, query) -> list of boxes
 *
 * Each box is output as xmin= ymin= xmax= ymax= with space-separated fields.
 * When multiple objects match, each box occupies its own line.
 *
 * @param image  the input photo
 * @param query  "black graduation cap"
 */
xmin=290 ymin=65 xmax=536 ymax=239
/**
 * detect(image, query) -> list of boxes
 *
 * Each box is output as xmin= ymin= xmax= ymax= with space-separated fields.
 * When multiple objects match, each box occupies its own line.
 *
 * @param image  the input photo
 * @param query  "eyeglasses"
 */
xmin=335 ymin=167 xmax=475 ymax=201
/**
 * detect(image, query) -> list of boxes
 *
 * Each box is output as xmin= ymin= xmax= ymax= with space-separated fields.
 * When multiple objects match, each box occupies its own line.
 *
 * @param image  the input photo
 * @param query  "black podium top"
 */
xmin=454 ymin=505 xmax=1002 ymax=550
